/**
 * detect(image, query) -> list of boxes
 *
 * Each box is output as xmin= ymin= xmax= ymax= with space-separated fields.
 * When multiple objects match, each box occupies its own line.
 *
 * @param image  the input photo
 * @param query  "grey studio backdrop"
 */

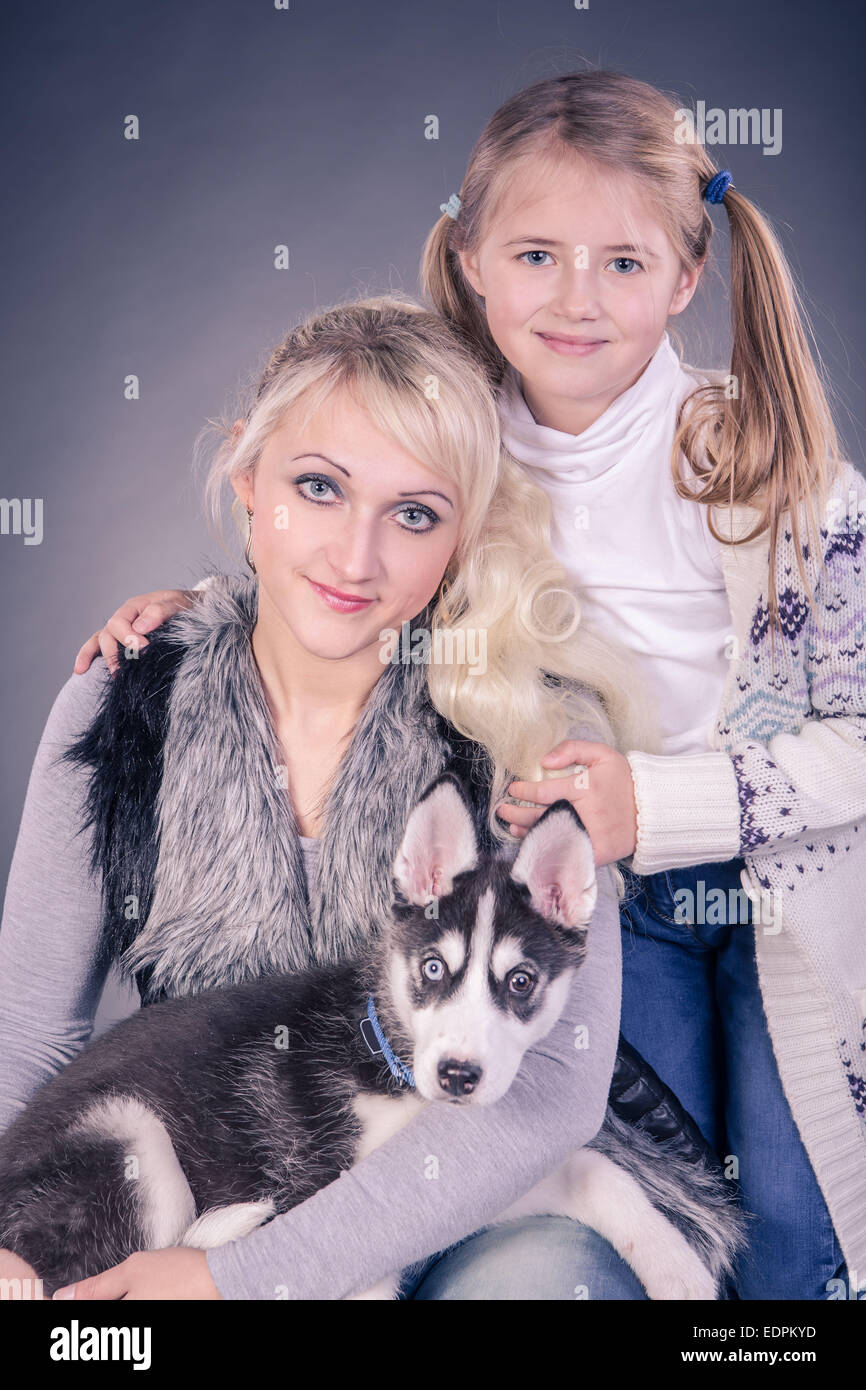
xmin=1 ymin=0 xmax=864 ymax=1031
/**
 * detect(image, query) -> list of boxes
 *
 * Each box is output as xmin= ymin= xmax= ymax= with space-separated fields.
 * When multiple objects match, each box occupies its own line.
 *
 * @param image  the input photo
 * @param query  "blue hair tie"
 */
xmin=440 ymin=193 xmax=462 ymax=219
xmin=704 ymin=170 xmax=733 ymax=204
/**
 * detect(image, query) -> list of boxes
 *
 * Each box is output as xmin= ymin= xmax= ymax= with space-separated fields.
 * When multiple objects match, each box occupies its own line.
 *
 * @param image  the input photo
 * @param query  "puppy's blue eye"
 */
xmin=422 ymin=957 xmax=445 ymax=982
xmin=508 ymin=969 xmax=535 ymax=995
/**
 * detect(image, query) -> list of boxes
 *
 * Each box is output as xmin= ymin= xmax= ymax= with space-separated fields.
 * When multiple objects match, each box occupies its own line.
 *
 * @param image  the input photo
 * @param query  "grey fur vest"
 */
xmin=61 ymin=573 xmax=724 ymax=1172
xmin=62 ymin=572 xmax=500 ymax=1006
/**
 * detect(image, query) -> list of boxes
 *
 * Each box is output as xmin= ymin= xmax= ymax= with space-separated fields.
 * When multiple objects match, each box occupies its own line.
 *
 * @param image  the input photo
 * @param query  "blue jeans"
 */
xmin=392 ymin=857 xmax=850 ymax=1301
xmin=619 ymin=857 xmax=849 ymax=1300
xmin=398 ymin=1217 xmax=648 ymax=1300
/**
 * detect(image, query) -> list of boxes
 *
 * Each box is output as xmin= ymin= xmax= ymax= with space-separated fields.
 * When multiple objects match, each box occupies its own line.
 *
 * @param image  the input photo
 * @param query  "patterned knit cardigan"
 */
xmin=624 ymin=454 xmax=866 ymax=1286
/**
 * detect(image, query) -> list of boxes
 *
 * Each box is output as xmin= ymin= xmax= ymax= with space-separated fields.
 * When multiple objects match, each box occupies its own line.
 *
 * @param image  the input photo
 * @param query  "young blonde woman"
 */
xmin=0 ymin=294 xmax=684 ymax=1301
xmin=80 ymin=69 xmax=866 ymax=1299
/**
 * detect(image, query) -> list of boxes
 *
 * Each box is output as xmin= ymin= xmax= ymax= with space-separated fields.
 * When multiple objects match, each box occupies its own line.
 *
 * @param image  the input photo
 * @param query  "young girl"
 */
xmin=83 ymin=70 xmax=866 ymax=1299
xmin=1 ymin=294 xmax=695 ymax=1302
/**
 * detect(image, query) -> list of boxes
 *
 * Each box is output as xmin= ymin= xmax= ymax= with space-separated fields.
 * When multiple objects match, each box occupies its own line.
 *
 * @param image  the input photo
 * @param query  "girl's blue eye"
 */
xmin=517 ymin=251 xmax=644 ymax=274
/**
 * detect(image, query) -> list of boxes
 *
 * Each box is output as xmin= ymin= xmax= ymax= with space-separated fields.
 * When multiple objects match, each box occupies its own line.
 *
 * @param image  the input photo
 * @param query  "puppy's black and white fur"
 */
xmin=0 ymin=775 xmax=746 ymax=1298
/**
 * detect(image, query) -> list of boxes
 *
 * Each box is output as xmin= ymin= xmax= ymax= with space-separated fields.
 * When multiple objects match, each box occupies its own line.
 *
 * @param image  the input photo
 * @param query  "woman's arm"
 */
xmin=51 ymin=589 xmax=622 ymax=1298
xmin=204 ymin=861 xmax=622 ymax=1300
xmin=0 ymin=662 xmax=115 ymax=1136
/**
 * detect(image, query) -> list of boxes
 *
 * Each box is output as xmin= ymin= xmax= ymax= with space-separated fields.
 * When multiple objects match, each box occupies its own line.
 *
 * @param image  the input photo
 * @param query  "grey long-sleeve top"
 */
xmin=0 ymin=656 xmax=623 ymax=1299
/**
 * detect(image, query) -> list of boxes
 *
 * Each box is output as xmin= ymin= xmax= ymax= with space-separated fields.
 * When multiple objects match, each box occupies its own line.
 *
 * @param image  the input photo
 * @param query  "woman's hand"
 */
xmin=52 ymin=1248 xmax=223 ymax=1301
xmin=496 ymin=738 xmax=638 ymax=867
xmin=73 ymin=590 xmax=200 ymax=676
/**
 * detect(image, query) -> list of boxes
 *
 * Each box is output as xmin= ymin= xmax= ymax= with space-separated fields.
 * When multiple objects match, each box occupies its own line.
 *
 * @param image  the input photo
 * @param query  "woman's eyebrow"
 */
xmin=502 ymin=235 xmax=660 ymax=259
xmin=396 ymin=490 xmax=454 ymax=508
xmin=291 ymin=454 xmax=454 ymax=508
xmin=292 ymin=452 xmax=352 ymax=476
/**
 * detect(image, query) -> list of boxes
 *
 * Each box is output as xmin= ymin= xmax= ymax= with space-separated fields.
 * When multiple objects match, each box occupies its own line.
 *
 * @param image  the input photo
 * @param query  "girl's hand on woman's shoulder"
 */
xmin=73 ymin=589 xmax=200 ymax=676
xmin=495 ymin=738 xmax=638 ymax=867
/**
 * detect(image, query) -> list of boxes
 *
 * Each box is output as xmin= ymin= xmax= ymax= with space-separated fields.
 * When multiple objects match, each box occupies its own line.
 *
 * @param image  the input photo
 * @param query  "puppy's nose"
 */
xmin=437 ymin=1058 xmax=482 ymax=1097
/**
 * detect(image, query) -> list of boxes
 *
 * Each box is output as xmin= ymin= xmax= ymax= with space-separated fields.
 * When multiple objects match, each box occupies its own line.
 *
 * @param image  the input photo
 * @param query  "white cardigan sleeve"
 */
xmin=622 ymin=466 xmax=866 ymax=876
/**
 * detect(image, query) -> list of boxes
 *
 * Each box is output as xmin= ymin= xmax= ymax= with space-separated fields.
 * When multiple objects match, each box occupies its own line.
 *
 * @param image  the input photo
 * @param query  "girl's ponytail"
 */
xmin=421 ymin=206 xmax=505 ymax=388
xmin=674 ymin=181 xmax=841 ymax=642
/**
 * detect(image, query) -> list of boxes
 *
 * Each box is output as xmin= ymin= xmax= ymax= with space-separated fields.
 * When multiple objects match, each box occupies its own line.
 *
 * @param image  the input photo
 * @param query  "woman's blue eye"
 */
xmin=518 ymin=250 xmax=554 ymax=267
xmin=295 ymin=475 xmax=339 ymax=503
xmin=609 ymin=257 xmax=642 ymax=274
xmin=396 ymin=505 xmax=438 ymax=534
xmin=294 ymin=475 xmax=439 ymax=536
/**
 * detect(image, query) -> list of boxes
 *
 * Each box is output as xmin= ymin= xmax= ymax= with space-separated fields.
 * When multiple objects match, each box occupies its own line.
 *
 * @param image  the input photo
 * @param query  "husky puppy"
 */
xmin=0 ymin=774 xmax=746 ymax=1299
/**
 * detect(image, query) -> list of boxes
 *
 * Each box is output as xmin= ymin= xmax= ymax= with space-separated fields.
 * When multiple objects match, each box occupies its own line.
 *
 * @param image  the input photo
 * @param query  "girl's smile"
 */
xmin=535 ymin=332 xmax=608 ymax=356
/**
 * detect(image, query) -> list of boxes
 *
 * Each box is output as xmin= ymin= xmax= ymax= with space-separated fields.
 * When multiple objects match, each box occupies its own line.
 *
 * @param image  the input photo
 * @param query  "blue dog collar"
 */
xmin=361 ymin=995 xmax=415 ymax=1090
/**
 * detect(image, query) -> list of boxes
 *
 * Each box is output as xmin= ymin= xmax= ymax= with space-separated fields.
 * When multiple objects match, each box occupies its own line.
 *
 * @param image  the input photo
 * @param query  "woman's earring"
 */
xmin=244 ymin=506 xmax=256 ymax=574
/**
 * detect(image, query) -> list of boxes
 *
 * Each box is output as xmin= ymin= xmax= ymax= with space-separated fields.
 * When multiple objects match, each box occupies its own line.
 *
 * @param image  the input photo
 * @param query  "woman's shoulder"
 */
xmin=40 ymin=659 xmax=115 ymax=756
xmin=10 ymin=662 xmax=119 ymax=865
xmin=557 ymin=677 xmax=618 ymax=745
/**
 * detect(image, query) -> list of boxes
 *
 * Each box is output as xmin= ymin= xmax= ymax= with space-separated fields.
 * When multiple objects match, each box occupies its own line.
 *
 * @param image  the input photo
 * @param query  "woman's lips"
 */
xmin=536 ymin=334 xmax=607 ymax=357
xmin=306 ymin=577 xmax=374 ymax=613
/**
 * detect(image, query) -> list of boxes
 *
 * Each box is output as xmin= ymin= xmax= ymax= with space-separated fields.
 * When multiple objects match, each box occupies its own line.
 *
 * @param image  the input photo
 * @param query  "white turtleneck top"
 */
xmin=497 ymin=333 xmax=734 ymax=756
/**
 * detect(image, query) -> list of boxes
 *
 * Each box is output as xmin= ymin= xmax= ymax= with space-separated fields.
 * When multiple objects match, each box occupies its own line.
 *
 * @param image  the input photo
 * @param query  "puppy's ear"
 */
xmin=510 ymin=799 xmax=597 ymax=930
xmin=393 ymin=774 xmax=479 ymax=905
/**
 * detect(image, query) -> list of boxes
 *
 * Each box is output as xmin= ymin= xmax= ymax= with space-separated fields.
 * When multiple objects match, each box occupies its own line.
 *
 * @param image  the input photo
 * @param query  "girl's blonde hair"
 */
xmin=196 ymin=293 xmax=660 ymax=848
xmin=420 ymin=67 xmax=844 ymax=643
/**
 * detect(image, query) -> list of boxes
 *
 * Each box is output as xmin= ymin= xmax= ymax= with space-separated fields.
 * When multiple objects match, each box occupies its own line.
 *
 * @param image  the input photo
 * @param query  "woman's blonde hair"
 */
xmin=420 ymin=67 xmax=845 ymax=647
xmin=196 ymin=293 xmax=660 ymax=849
